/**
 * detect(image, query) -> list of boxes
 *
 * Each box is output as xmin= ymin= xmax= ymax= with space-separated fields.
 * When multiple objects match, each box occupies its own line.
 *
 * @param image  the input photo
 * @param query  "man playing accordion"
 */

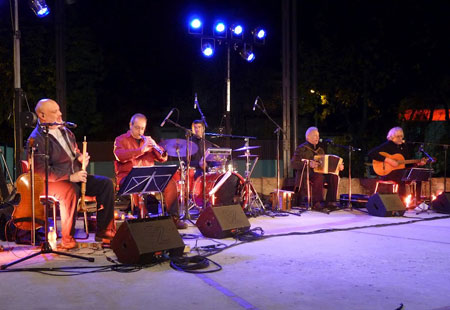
xmin=291 ymin=127 xmax=344 ymax=212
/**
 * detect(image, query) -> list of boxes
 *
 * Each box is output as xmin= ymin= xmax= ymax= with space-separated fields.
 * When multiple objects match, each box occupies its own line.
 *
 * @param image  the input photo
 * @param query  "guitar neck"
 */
xmin=399 ymin=159 xmax=421 ymax=165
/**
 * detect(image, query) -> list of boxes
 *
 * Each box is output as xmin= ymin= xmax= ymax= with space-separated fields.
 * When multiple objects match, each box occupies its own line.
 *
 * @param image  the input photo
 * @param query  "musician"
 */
xmin=190 ymin=120 xmax=217 ymax=178
xmin=368 ymin=127 xmax=425 ymax=200
xmin=291 ymin=127 xmax=343 ymax=211
xmin=113 ymin=113 xmax=187 ymax=229
xmin=29 ymin=99 xmax=115 ymax=249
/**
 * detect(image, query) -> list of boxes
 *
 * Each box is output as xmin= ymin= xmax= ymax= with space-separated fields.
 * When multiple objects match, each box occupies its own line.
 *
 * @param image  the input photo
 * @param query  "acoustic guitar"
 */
xmin=372 ymin=152 xmax=425 ymax=176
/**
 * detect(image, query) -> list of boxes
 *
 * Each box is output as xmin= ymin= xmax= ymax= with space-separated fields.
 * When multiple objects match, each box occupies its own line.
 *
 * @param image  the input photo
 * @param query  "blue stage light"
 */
xmin=233 ymin=25 xmax=243 ymax=35
xmin=189 ymin=17 xmax=203 ymax=35
xmin=29 ymin=0 xmax=50 ymax=18
xmin=240 ymin=44 xmax=255 ymax=62
xmin=213 ymin=21 xmax=227 ymax=38
xmin=256 ymin=29 xmax=266 ymax=39
xmin=253 ymin=27 xmax=266 ymax=45
xmin=190 ymin=18 xmax=202 ymax=29
xmin=215 ymin=22 xmax=225 ymax=33
xmin=201 ymin=39 xmax=215 ymax=57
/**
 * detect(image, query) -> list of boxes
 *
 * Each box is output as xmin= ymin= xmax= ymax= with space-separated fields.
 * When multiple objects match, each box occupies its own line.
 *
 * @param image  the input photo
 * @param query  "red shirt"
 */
xmin=113 ymin=131 xmax=167 ymax=187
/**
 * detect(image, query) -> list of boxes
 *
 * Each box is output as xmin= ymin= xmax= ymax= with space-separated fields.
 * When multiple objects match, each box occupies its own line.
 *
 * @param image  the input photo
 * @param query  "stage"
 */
xmin=1 ymin=207 xmax=450 ymax=310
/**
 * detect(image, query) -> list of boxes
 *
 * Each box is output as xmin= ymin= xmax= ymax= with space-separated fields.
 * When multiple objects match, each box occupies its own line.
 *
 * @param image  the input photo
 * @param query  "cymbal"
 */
xmin=237 ymin=154 xmax=259 ymax=158
xmin=159 ymin=139 xmax=198 ymax=157
xmin=233 ymin=145 xmax=261 ymax=152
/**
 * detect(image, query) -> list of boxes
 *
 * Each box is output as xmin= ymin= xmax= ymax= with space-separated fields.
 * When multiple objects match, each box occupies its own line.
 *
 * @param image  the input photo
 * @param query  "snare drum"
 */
xmin=193 ymin=172 xmax=245 ymax=208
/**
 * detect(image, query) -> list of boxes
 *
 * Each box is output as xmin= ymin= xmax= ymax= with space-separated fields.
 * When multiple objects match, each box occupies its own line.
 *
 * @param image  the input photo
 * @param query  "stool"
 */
xmin=374 ymin=180 xmax=398 ymax=194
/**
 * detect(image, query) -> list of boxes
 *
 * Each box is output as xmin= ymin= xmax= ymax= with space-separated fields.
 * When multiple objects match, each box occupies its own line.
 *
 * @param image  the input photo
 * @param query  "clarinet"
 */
xmin=142 ymin=136 xmax=166 ymax=156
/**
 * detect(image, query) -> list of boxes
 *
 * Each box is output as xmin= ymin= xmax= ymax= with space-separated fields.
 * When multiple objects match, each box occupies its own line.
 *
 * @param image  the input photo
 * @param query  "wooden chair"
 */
xmin=22 ymin=160 xmax=97 ymax=239
xmin=374 ymin=180 xmax=398 ymax=194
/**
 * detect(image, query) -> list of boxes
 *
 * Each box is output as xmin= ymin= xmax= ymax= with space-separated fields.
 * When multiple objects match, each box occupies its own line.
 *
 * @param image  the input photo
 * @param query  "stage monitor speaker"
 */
xmin=111 ymin=217 xmax=185 ymax=264
xmin=432 ymin=192 xmax=450 ymax=214
xmin=366 ymin=193 xmax=406 ymax=217
xmin=196 ymin=205 xmax=250 ymax=239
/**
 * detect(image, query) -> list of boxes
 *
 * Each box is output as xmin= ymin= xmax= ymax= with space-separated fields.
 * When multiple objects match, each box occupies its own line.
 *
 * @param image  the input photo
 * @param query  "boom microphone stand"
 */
xmin=253 ymin=97 xmax=284 ymax=210
xmin=194 ymin=94 xmax=208 ymax=210
xmin=410 ymin=141 xmax=448 ymax=192
xmin=1 ymin=123 xmax=94 ymax=270
xmin=329 ymin=141 xmax=362 ymax=210
xmin=163 ymin=115 xmax=197 ymax=220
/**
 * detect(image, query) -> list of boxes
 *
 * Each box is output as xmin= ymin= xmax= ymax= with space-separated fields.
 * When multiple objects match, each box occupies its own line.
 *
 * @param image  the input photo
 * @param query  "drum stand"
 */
xmin=241 ymin=148 xmax=265 ymax=215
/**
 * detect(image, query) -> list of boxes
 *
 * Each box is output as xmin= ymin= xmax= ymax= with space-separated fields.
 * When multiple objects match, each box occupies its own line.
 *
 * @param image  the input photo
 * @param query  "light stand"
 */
xmin=1 ymin=123 xmax=94 ymax=270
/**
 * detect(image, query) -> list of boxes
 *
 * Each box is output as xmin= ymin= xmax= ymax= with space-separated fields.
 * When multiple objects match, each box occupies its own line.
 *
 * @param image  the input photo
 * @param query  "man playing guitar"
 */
xmin=368 ymin=127 xmax=427 ymax=200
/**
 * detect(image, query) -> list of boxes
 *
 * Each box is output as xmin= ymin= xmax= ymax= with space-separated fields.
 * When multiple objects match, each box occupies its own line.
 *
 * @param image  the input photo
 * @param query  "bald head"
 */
xmin=35 ymin=98 xmax=62 ymax=127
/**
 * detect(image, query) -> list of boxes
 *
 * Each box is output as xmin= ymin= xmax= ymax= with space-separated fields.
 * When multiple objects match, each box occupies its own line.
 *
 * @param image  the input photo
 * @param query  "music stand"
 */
xmin=401 ymin=168 xmax=433 ymax=206
xmin=118 ymin=165 xmax=178 ymax=216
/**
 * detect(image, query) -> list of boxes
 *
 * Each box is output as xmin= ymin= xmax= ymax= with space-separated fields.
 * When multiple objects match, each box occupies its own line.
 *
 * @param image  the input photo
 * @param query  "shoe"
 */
xmin=60 ymin=237 xmax=77 ymax=250
xmin=312 ymin=202 xmax=324 ymax=211
xmin=312 ymin=202 xmax=330 ymax=214
xmin=173 ymin=217 xmax=188 ymax=230
xmin=327 ymin=202 xmax=340 ymax=211
xmin=95 ymin=229 xmax=115 ymax=242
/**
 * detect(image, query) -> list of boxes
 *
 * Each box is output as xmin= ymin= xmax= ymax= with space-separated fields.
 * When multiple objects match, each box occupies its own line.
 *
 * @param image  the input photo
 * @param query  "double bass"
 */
xmin=12 ymin=138 xmax=45 ymax=244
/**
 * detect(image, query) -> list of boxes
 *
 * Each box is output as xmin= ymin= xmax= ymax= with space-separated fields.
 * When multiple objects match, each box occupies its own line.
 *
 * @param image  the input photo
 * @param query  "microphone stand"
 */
xmin=254 ymin=99 xmax=284 ymax=210
xmin=1 ymin=124 xmax=94 ymax=270
xmin=194 ymin=98 xmax=208 ymax=210
xmin=164 ymin=119 xmax=196 ymax=221
xmin=329 ymin=142 xmax=362 ymax=210
xmin=412 ymin=141 xmax=448 ymax=192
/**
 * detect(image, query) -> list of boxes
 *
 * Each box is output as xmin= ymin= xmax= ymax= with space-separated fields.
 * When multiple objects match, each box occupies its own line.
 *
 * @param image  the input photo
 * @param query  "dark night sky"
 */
xmin=0 ymin=0 xmax=449 ymax=144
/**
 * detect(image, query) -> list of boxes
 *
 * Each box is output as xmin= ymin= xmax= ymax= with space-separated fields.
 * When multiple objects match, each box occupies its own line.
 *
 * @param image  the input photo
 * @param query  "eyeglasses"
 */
xmin=133 ymin=125 xmax=146 ymax=131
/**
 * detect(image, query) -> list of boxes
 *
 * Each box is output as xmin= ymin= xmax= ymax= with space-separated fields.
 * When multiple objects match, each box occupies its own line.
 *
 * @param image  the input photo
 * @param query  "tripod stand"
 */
xmin=1 ymin=123 xmax=94 ymax=270
xmin=238 ymin=139 xmax=265 ymax=215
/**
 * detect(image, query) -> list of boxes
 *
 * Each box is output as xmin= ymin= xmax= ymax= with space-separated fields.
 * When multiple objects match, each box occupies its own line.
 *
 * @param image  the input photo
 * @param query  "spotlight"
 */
xmin=253 ymin=27 xmax=266 ymax=44
xmin=201 ymin=38 xmax=215 ymax=57
xmin=189 ymin=17 xmax=203 ymax=35
xmin=240 ymin=44 xmax=255 ymax=62
xmin=213 ymin=21 xmax=227 ymax=38
xmin=231 ymin=24 xmax=244 ymax=39
xmin=29 ymin=0 xmax=50 ymax=18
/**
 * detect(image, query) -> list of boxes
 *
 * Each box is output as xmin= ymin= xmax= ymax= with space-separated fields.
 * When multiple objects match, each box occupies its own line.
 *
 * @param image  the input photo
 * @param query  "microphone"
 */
xmin=253 ymin=96 xmax=259 ymax=111
xmin=194 ymin=93 xmax=198 ymax=109
xmin=319 ymin=138 xmax=333 ymax=144
xmin=160 ymin=108 xmax=174 ymax=127
xmin=63 ymin=121 xmax=77 ymax=129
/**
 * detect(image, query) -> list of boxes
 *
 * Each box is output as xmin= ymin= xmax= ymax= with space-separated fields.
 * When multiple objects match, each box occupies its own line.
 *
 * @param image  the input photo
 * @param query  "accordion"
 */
xmin=313 ymin=154 xmax=343 ymax=175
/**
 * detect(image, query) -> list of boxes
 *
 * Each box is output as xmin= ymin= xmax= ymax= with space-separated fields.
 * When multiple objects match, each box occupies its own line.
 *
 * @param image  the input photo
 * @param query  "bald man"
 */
xmin=28 ymin=99 xmax=115 ymax=249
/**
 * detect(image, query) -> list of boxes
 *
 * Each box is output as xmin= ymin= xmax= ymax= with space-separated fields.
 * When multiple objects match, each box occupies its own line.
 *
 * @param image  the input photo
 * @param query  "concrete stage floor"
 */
xmin=1 ymin=207 xmax=450 ymax=310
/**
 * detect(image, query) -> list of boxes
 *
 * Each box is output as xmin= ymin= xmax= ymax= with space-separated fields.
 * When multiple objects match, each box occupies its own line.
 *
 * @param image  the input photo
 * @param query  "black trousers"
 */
xmin=383 ymin=169 xmax=421 ymax=200
xmin=48 ymin=174 xmax=115 ymax=241
xmin=296 ymin=170 xmax=339 ymax=205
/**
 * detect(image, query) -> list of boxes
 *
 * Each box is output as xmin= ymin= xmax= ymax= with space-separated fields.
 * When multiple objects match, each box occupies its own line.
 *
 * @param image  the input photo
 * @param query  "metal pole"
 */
xmin=55 ymin=0 xmax=67 ymax=119
xmin=13 ymin=0 xmax=23 ymax=179
xmin=225 ymin=44 xmax=231 ymax=147
xmin=291 ymin=0 xmax=298 ymax=158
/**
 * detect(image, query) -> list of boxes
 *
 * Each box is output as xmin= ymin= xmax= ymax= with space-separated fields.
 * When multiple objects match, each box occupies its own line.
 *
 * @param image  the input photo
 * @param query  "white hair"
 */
xmin=386 ymin=127 xmax=403 ymax=140
xmin=305 ymin=126 xmax=318 ymax=139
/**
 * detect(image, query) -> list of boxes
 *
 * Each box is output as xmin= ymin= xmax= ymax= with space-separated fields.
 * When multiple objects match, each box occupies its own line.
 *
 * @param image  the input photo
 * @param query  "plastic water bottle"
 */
xmin=48 ymin=226 xmax=57 ymax=249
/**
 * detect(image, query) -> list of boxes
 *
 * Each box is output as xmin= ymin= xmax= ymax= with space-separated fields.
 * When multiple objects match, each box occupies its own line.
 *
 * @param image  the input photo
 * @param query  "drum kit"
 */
xmin=159 ymin=137 xmax=265 ymax=217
